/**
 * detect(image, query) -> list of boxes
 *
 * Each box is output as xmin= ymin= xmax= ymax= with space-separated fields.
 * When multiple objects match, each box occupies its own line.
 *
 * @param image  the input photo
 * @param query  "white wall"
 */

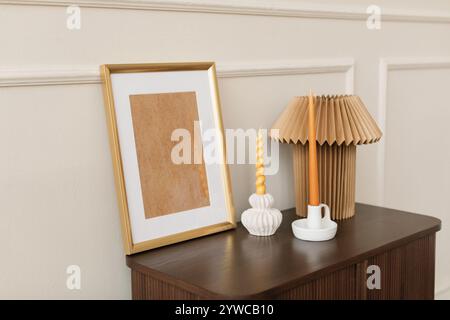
xmin=383 ymin=65 xmax=450 ymax=299
xmin=0 ymin=0 xmax=449 ymax=299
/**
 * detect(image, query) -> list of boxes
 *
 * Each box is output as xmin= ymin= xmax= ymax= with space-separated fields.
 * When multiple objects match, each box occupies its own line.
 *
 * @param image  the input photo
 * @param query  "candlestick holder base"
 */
xmin=241 ymin=193 xmax=282 ymax=236
xmin=291 ymin=204 xmax=337 ymax=241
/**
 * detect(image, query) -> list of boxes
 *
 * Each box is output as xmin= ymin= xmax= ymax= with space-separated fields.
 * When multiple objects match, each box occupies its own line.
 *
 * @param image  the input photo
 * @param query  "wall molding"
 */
xmin=377 ymin=57 xmax=450 ymax=204
xmin=0 ymin=58 xmax=355 ymax=93
xmin=0 ymin=66 xmax=101 ymax=87
xmin=1 ymin=0 xmax=450 ymax=23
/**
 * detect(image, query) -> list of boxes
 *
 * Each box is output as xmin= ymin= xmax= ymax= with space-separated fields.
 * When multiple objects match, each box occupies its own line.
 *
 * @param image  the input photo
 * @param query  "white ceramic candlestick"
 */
xmin=241 ymin=129 xmax=282 ymax=236
xmin=291 ymin=203 xmax=337 ymax=241
xmin=241 ymin=193 xmax=282 ymax=236
xmin=290 ymin=91 xmax=337 ymax=241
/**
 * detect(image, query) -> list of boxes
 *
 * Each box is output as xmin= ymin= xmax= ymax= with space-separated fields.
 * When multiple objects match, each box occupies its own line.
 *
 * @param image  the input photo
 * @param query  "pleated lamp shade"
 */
xmin=271 ymin=95 xmax=382 ymax=220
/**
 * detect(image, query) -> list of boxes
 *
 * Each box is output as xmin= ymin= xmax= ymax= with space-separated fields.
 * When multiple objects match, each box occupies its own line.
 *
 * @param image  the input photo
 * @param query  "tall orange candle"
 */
xmin=308 ymin=90 xmax=320 ymax=206
xmin=255 ymin=129 xmax=266 ymax=195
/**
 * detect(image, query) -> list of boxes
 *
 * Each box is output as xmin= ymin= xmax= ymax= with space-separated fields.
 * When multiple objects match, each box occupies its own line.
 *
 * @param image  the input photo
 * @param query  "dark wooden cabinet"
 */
xmin=127 ymin=203 xmax=441 ymax=300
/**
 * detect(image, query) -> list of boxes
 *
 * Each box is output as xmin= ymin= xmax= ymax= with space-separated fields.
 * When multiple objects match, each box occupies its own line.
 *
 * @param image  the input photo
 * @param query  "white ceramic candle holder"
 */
xmin=291 ymin=203 xmax=337 ymax=241
xmin=241 ymin=193 xmax=282 ymax=236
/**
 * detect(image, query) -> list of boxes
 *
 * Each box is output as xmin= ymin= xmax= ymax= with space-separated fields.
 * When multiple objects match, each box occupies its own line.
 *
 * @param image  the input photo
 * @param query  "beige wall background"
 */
xmin=0 ymin=0 xmax=449 ymax=299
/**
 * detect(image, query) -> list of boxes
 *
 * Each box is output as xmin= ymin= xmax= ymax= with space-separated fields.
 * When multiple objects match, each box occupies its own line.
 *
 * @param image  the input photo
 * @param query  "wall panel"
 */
xmin=383 ymin=66 xmax=450 ymax=297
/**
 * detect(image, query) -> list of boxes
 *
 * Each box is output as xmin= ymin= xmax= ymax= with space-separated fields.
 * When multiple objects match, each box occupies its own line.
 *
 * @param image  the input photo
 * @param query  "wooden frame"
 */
xmin=100 ymin=62 xmax=236 ymax=255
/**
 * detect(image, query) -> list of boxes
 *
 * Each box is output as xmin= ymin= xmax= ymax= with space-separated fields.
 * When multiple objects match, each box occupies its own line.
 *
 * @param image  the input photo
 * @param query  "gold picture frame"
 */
xmin=101 ymin=62 xmax=236 ymax=255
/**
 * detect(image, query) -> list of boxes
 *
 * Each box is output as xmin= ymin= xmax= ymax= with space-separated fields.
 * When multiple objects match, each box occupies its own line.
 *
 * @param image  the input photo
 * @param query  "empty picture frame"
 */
xmin=101 ymin=62 xmax=235 ymax=254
